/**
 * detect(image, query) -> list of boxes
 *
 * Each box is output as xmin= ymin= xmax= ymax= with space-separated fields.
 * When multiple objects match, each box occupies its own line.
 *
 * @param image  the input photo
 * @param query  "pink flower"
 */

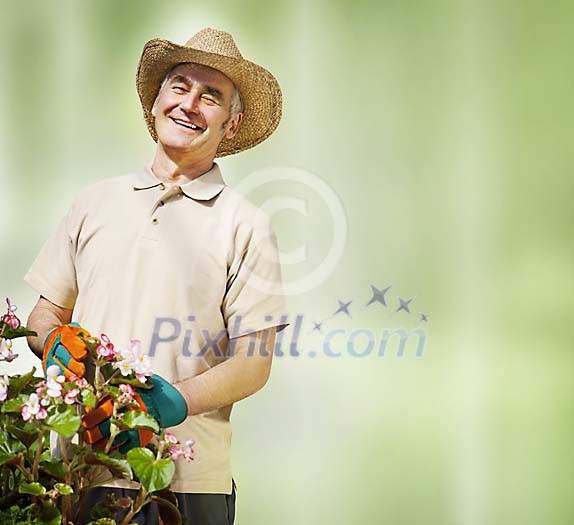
xmin=68 ymin=375 xmax=89 ymax=389
xmin=168 ymin=447 xmax=184 ymax=460
xmin=96 ymin=333 xmax=117 ymax=359
xmin=165 ymin=437 xmax=195 ymax=462
xmin=0 ymin=374 xmax=9 ymax=401
xmin=35 ymin=382 xmax=51 ymax=406
xmin=63 ymin=388 xmax=79 ymax=405
xmin=182 ymin=439 xmax=195 ymax=461
xmin=0 ymin=298 xmax=21 ymax=329
xmin=21 ymin=393 xmax=48 ymax=421
xmin=117 ymin=383 xmax=136 ymax=405
xmin=119 ymin=383 xmax=136 ymax=396
xmin=164 ymin=432 xmax=178 ymax=444
xmin=0 ymin=338 xmax=18 ymax=362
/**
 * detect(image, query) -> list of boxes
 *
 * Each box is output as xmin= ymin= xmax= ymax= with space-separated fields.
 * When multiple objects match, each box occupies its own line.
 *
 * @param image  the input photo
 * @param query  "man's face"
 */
xmin=152 ymin=63 xmax=242 ymax=157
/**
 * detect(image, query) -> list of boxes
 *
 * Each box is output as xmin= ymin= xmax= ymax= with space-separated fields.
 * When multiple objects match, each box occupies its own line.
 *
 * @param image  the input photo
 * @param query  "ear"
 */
xmin=151 ymin=91 xmax=161 ymax=118
xmin=224 ymin=112 xmax=244 ymax=140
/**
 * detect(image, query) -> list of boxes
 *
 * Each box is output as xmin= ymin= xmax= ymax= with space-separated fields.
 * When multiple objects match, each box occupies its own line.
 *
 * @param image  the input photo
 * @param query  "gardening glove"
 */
xmin=82 ymin=374 xmax=188 ymax=453
xmin=43 ymin=322 xmax=91 ymax=378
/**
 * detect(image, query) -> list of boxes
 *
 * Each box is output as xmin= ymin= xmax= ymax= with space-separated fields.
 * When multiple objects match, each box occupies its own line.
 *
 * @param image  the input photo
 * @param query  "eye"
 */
xmin=202 ymin=95 xmax=218 ymax=105
xmin=171 ymin=85 xmax=188 ymax=94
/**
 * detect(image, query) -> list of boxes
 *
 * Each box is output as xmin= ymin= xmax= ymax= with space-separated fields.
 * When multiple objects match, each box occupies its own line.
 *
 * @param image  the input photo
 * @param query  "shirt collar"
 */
xmin=133 ymin=162 xmax=226 ymax=201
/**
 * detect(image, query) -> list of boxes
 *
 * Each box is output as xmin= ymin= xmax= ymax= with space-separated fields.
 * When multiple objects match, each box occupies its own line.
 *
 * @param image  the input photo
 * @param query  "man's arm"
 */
xmin=26 ymin=296 xmax=73 ymax=359
xmin=175 ymin=327 xmax=276 ymax=416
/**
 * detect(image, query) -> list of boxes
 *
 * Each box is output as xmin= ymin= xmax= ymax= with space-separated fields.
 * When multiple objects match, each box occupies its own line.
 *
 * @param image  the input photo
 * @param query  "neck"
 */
xmin=151 ymin=144 xmax=216 ymax=184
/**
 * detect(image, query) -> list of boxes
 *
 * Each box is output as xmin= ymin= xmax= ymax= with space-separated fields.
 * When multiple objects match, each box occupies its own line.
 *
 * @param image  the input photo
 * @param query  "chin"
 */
xmin=157 ymin=133 xmax=197 ymax=151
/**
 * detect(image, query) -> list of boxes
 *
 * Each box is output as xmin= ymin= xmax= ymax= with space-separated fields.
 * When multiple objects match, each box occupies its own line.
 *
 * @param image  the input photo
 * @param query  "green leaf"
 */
xmin=0 ymin=325 xmax=37 ymax=339
xmin=6 ymin=422 xmax=40 ymax=447
xmin=39 ymin=460 xmax=67 ymax=480
xmin=8 ymin=368 xmax=38 ymax=396
xmin=123 ymin=411 xmax=160 ymax=433
xmin=19 ymin=481 xmax=46 ymax=495
xmin=89 ymin=501 xmax=114 ymax=520
xmin=110 ymin=375 xmax=153 ymax=388
xmin=1 ymin=396 xmax=25 ymax=413
xmin=85 ymin=451 xmax=133 ymax=480
xmin=37 ymin=500 xmax=62 ymax=525
xmin=152 ymin=493 xmax=183 ymax=525
xmin=127 ymin=447 xmax=175 ymax=493
xmin=104 ymin=385 xmax=121 ymax=398
xmin=54 ymin=483 xmax=73 ymax=495
xmin=45 ymin=404 xmax=81 ymax=438
xmin=80 ymin=389 xmax=97 ymax=408
xmin=0 ymin=452 xmax=21 ymax=466
xmin=0 ymin=430 xmax=25 ymax=455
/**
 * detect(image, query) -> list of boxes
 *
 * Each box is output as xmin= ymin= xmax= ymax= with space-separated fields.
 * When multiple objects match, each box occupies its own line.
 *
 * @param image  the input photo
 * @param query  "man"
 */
xmin=25 ymin=28 xmax=288 ymax=524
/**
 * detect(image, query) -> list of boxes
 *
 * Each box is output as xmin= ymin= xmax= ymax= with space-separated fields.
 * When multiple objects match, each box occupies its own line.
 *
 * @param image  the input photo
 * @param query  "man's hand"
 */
xmin=43 ymin=322 xmax=91 ymax=378
xmin=175 ymin=327 xmax=276 ymax=416
xmin=82 ymin=374 xmax=187 ymax=453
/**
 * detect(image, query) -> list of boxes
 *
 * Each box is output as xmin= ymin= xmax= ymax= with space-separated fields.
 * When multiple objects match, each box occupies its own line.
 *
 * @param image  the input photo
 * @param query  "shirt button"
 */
xmin=159 ymin=200 xmax=165 ymax=206
xmin=152 ymin=218 xmax=158 ymax=224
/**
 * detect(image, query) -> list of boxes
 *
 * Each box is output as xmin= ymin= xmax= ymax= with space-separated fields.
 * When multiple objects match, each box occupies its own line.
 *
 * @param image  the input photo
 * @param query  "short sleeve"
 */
xmin=24 ymin=201 xmax=80 ymax=309
xmin=223 ymin=209 xmax=289 ymax=339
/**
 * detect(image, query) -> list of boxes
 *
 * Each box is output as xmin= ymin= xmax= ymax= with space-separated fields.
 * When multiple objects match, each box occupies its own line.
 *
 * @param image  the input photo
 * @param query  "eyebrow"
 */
xmin=168 ymin=75 xmax=224 ymax=101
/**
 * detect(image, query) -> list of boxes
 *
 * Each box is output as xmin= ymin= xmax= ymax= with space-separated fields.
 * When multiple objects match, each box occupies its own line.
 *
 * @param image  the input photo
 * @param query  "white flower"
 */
xmin=0 ymin=374 xmax=9 ymax=401
xmin=0 ymin=338 xmax=18 ymax=362
xmin=114 ymin=358 xmax=134 ymax=376
xmin=113 ymin=339 xmax=152 ymax=380
xmin=46 ymin=364 xmax=65 ymax=398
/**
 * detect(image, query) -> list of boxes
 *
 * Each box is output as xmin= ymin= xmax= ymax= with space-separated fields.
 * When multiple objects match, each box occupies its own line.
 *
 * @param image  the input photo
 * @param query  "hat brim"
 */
xmin=136 ymin=39 xmax=282 ymax=157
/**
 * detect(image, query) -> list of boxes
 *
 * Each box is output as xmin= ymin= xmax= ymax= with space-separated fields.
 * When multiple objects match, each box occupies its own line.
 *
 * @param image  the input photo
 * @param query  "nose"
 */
xmin=179 ymin=89 xmax=201 ymax=114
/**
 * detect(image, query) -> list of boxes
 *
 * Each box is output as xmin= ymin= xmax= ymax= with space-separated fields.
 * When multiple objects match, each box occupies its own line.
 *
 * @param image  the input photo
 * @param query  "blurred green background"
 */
xmin=1 ymin=1 xmax=572 ymax=523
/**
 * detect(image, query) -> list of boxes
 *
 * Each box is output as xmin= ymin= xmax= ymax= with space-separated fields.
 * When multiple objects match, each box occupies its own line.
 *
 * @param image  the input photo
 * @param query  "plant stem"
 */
xmin=104 ymin=404 xmax=120 ymax=454
xmin=15 ymin=461 xmax=34 ymax=482
xmin=94 ymin=363 xmax=102 ymax=391
xmin=2 ymin=468 xmax=10 ymax=496
xmin=31 ymin=431 xmax=45 ymax=479
xmin=103 ymin=368 xmax=120 ymax=386
xmin=74 ymin=486 xmax=88 ymax=524
xmin=59 ymin=434 xmax=72 ymax=525
xmin=119 ymin=486 xmax=149 ymax=525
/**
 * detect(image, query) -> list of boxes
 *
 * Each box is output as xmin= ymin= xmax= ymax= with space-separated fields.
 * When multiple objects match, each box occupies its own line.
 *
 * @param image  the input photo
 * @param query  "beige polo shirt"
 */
xmin=24 ymin=163 xmax=289 ymax=494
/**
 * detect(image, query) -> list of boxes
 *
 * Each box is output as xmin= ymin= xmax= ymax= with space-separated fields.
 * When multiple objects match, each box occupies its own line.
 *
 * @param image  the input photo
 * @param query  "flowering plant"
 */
xmin=0 ymin=299 xmax=193 ymax=525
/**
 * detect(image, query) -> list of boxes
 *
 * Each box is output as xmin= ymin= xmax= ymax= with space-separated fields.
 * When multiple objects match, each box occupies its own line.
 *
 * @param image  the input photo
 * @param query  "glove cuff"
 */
xmin=139 ymin=374 xmax=187 ymax=429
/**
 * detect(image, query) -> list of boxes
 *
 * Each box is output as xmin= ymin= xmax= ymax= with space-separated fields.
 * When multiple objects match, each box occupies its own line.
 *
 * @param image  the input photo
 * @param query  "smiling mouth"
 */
xmin=171 ymin=117 xmax=204 ymax=132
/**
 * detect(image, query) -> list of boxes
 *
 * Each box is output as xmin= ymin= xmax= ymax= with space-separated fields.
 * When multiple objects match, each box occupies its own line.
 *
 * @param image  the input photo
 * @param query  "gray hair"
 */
xmin=229 ymin=86 xmax=244 ymax=117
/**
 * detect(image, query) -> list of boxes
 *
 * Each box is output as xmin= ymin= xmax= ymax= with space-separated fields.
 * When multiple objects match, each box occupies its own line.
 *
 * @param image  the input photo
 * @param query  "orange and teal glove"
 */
xmin=82 ymin=374 xmax=188 ymax=453
xmin=42 ymin=322 xmax=91 ymax=378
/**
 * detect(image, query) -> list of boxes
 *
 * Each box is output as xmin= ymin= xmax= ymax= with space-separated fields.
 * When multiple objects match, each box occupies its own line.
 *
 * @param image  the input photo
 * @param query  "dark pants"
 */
xmin=77 ymin=480 xmax=236 ymax=524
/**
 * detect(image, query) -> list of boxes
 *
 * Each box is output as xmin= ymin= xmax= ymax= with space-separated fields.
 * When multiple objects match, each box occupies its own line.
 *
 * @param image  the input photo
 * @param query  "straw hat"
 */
xmin=136 ymin=28 xmax=282 ymax=157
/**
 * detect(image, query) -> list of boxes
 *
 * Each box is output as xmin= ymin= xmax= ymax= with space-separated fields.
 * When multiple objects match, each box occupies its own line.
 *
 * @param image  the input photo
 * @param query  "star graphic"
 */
xmin=312 ymin=321 xmax=323 ymax=333
xmin=366 ymin=284 xmax=392 ymax=307
xmin=335 ymin=299 xmax=352 ymax=316
xmin=394 ymin=296 xmax=415 ymax=314
xmin=420 ymin=312 xmax=430 ymax=322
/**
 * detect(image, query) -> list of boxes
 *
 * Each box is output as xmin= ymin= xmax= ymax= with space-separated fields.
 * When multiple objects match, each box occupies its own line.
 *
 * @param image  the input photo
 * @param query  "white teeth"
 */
xmin=173 ymin=118 xmax=201 ymax=130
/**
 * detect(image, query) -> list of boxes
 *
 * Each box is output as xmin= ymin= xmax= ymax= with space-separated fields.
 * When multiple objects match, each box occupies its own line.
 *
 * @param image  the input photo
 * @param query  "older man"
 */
xmin=25 ymin=28 xmax=288 ymax=524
